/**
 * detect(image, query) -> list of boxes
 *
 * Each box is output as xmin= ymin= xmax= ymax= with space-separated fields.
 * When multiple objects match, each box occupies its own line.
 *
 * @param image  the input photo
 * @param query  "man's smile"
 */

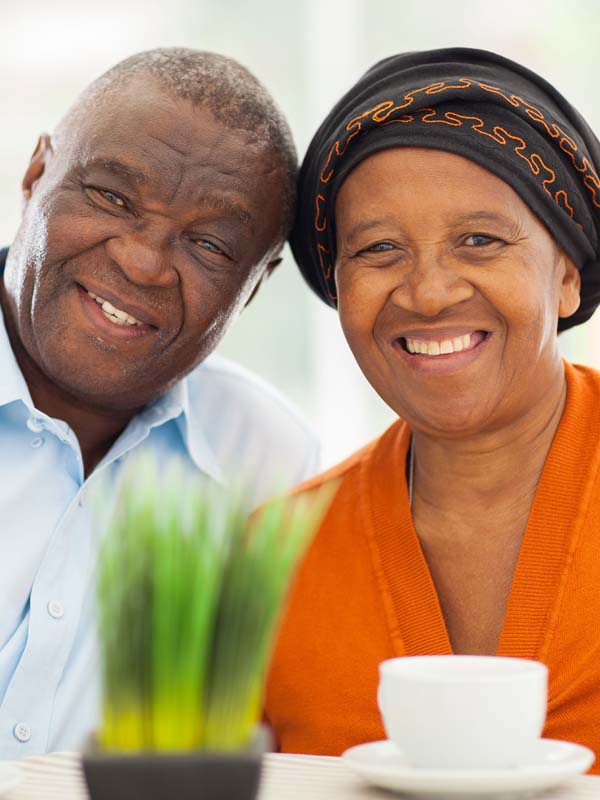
xmin=86 ymin=290 xmax=145 ymax=327
xmin=77 ymin=284 xmax=157 ymax=340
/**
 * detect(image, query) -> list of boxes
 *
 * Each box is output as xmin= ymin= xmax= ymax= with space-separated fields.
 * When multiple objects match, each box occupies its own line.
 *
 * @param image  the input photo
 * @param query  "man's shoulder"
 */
xmin=184 ymin=353 xmax=321 ymax=501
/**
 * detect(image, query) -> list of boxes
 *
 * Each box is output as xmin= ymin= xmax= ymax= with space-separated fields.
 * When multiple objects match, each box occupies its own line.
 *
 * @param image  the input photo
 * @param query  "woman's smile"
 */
xmin=401 ymin=329 xmax=486 ymax=356
xmin=403 ymin=331 xmax=476 ymax=356
xmin=392 ymin=329 xmax=491 ymax=373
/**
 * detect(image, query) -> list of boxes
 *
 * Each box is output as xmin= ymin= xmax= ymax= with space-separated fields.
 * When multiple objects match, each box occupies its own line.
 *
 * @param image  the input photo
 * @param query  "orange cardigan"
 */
xmin=265 ymin=361 xmax=600 ymax=772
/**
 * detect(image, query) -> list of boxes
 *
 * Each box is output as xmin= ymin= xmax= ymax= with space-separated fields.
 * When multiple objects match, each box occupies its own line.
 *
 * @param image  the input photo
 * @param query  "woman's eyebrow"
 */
xmin=343 ymin=214 xmax=402 ymax=240
xmin=451 ymin=211 xmax=517 ymax=228
xmin=342 ymin=210 xmax=518 ymax=241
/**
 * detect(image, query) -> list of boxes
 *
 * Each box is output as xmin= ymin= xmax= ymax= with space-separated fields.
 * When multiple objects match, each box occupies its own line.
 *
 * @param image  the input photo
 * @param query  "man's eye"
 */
xmin=88 ymin=187 xmax=127 ymax=208
xmin=101 ymin=190 xmax=125 ymax=207
xmin=464 ymin=234 xmax=498 ymax=247
xmin=194 ymin=239 xmax=225 ymax=255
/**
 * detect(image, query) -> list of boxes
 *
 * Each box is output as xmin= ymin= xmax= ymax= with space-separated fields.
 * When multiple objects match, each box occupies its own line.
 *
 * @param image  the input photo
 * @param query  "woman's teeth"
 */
xmin=405 ymin=333 xmax=473 ymax=356
xmin=87 ymin=290 xmax=144 ymax=327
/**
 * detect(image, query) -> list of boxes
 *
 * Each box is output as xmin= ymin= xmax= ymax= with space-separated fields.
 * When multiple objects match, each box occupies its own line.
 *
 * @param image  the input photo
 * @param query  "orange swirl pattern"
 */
xmin=314 ymin=77 xmax=600 ymax=299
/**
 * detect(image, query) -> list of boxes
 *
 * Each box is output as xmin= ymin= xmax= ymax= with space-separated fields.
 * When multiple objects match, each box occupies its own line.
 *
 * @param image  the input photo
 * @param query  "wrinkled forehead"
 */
xmin=337 ymin=147 xmax=524 ymax=210
xmin=55 ymin=81 xmax=280 ymax=209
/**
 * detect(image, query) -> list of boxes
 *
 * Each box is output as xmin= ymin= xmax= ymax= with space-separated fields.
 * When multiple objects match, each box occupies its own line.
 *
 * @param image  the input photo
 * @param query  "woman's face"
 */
xmin=334 ymin=147 xmax=581 ymax=437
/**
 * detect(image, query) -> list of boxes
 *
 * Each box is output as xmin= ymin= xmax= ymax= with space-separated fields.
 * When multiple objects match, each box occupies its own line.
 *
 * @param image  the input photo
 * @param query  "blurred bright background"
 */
xmin=1 ymin=0 xmax=599 ymax=467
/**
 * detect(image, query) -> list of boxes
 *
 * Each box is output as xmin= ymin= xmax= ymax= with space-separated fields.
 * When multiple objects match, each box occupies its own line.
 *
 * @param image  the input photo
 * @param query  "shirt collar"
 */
xmin=126 ymin=378 xmax=225 ymax=486
xmin=173 ymin=379 xmax=226 ymax=486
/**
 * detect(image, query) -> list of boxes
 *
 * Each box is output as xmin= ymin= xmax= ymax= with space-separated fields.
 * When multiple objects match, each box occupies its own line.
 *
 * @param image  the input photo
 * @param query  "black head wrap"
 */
xmin=290 ymin=47 xmax=600 ymax=332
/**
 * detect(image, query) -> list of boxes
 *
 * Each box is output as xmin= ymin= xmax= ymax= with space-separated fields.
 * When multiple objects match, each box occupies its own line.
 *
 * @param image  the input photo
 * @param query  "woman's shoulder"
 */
xmin=565 ymin=360 xmax=600 ymax=389
xmin=564 ymin=360 xmax=600 ymax=414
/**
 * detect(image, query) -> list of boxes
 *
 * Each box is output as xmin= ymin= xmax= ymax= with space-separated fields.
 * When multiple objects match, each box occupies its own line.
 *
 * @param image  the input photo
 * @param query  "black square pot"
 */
xmin=82 ymin=729 xmax=268 ymax=800
xmin=82 ymin=750 xmax=262 ymax=800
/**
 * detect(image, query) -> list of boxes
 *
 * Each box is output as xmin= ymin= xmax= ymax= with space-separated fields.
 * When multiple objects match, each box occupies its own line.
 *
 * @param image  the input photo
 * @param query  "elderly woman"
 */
xmin=264 ymin=48 xmax=600 ymax=769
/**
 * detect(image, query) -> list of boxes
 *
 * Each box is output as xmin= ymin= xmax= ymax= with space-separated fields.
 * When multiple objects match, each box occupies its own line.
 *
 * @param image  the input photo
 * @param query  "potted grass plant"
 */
xmin=83 ymin=457 xmax=330 ymax=800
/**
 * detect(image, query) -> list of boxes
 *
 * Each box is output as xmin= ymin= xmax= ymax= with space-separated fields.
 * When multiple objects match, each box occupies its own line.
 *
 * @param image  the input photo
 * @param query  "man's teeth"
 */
xmin=405 ymin=333 xmax=473 ymax=356
xmin=87 ymin=290 xmax=144 ymax=327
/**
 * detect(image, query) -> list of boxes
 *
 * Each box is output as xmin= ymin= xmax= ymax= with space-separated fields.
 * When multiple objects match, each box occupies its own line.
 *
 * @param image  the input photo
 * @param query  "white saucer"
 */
xmin=0 ymin=763 xmax=22 ymax=796
xmin=342 ymin=738 xmax=595 ymax=797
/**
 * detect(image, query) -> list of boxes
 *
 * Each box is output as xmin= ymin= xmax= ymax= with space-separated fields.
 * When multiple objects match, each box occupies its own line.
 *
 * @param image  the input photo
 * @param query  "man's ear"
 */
xmin=558 ymin=255 xmax=581 ymax=319
xmin=244 ymin=257 xmax=282 ymax=308
xmin=22 ymin=134 xmax=53 ymax=204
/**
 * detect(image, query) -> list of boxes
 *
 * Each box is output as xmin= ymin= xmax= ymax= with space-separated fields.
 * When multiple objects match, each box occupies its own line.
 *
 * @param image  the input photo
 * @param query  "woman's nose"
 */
xmin=104 ymin=231 xmax=179 ymax=289
xmin=390 ymin=253 xmax=474 ymax=317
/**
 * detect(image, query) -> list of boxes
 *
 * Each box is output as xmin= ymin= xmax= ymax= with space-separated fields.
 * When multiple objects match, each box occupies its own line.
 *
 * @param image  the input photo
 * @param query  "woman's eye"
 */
xmin=464 ymin=233 xmax=498 ymax=247
xmin=361 ymin=241 xmax=396 ymax=254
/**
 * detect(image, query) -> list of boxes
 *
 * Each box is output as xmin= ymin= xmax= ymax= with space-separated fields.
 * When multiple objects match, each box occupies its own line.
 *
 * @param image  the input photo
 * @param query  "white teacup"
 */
xmin=378 ymin=655 xmax=548 ymax=770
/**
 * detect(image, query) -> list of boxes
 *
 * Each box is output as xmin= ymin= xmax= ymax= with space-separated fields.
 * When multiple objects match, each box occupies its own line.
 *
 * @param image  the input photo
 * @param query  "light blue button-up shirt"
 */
xmin=0 ymin=302 xmax=320 ymax=757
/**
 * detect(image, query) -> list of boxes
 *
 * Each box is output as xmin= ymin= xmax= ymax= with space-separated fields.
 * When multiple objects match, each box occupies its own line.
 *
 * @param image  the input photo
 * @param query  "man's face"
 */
xmin=3 ymin=77 xmax=284 ymax=411
xmin=334 ymin=147 xmax=581 ymax=437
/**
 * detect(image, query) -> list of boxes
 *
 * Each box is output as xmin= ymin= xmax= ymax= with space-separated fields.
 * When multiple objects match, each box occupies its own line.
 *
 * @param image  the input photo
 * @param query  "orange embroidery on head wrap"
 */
xmin=317 ymin=244 xmax=335 ymax=285
xmin=315 ymin=194 xmax=328 ymax=232
xmin=313 ymin=77 xmax=599 ymax=286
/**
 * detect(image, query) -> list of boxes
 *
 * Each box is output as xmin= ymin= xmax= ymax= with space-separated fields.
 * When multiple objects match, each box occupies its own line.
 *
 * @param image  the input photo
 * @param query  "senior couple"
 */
xmin=2 ymin=45 xmax=600 ymax=769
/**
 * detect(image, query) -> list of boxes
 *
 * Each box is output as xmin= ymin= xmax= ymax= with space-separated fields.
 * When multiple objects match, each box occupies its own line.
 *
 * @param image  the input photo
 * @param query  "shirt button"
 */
xmin=13 ymin=723 xmax=31 ymax=743
xmin=30 ymin=437 xmax=44 ymax=449
xmin=47 ymin=601 xmax=65 ymax=620
xmin=26 ymin=417 xmax=45 ymax=433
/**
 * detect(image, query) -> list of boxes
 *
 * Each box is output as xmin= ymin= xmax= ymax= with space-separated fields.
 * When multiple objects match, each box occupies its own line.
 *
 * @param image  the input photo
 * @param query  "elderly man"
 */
xmin=0 ymin=48 xmax=318 ymax=757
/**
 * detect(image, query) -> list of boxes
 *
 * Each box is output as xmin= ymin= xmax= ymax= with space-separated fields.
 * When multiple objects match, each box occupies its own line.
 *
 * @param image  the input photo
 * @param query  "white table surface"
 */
xmin=2 ymin=750 xmax=600 ymax=799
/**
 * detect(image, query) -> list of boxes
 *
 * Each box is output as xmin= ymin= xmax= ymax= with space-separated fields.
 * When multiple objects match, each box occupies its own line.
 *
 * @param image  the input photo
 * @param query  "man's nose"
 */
xmin=390 ymin=251 xmax=474 ymax=317
xmin=104 ymin=230 xmax=179 ymax=289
